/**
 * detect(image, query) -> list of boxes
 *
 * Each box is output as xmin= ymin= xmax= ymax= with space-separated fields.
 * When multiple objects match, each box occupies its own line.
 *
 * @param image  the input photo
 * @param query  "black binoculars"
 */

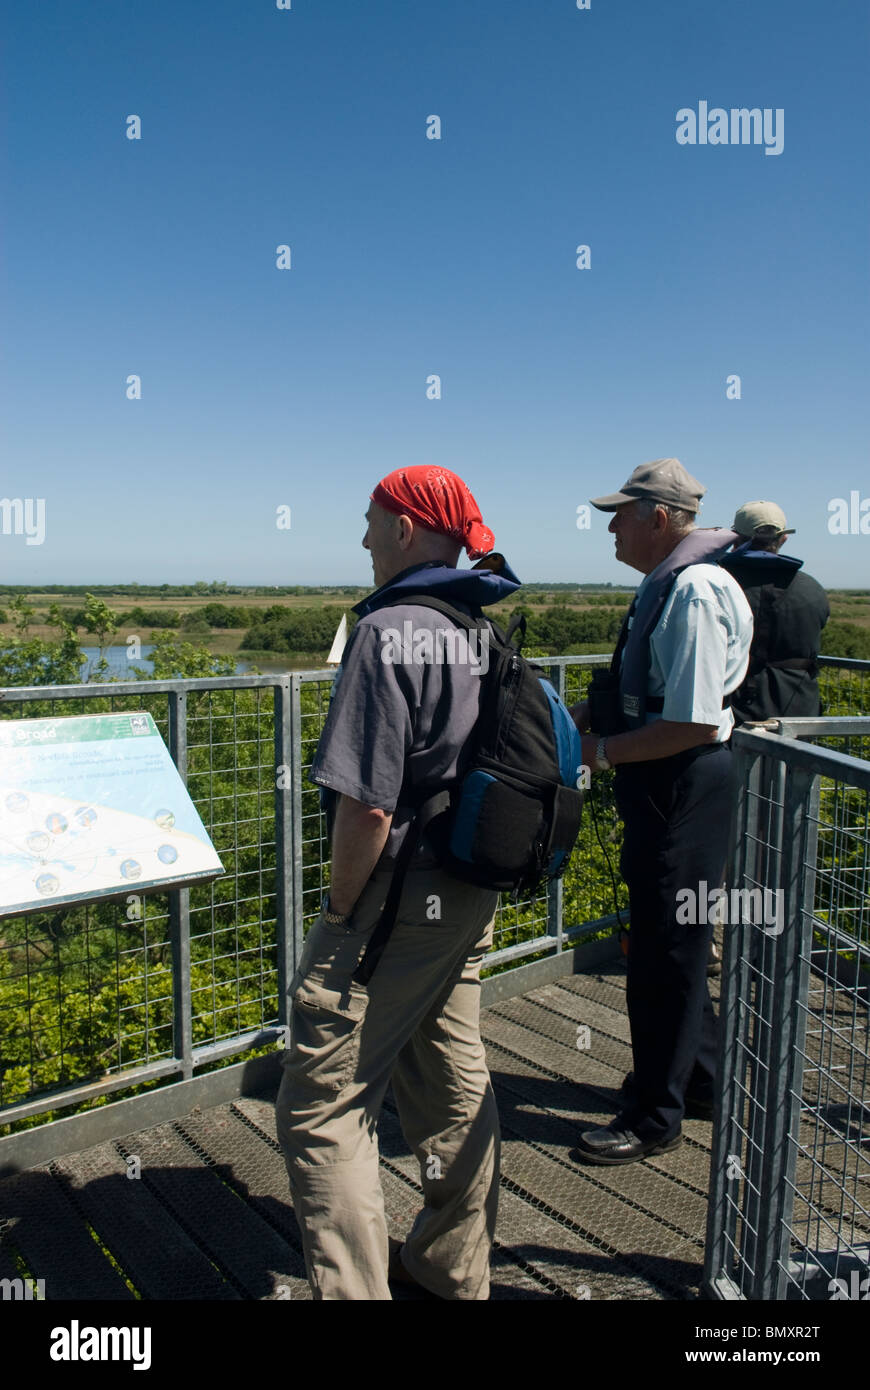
xmin=586 ymin=669 xmax=625 ymax=737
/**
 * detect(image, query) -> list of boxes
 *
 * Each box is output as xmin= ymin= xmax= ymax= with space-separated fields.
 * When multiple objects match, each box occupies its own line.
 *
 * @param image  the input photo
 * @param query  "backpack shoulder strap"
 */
xmin=390 ymin=592 xmax=526 ymax=654
xmin=352 ymin=786 xmax=452 ymax=986
xmin=384 ymin=593 xmax=488 ymax=630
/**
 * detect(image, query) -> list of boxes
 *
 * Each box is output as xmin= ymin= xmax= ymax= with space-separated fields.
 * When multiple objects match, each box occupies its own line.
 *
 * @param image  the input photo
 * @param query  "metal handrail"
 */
xmin=705 ymin=716 xmax=870 ymax=1301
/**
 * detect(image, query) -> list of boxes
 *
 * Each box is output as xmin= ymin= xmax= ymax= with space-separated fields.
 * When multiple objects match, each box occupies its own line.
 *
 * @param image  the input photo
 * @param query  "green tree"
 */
xmin=82 ymin=593 xmax=120 ymax=678
xmin=822 ymin=622 xmax=870 ymax=661
xmin=9 ymin=595 xmax=36 ymax=635
xmin=132 ymin=630 xmax=237 ymax=680
xmin=179 ymin=612 xmax=212 ymax=636
xmin=0 ymin=602 xmax=84 ymax=687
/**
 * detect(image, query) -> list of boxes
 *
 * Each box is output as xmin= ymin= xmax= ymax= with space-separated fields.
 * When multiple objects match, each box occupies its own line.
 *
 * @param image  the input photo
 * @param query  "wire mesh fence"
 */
xmin=705 ymin=719 xmax=870 ymax=1301
xmin=1 ymin=658 xmax=624 ymax=1133
xmin=818 ymin=656 xmax=870 ymax=720
xmin=0 ymin=678 xmax=292 ymax=1132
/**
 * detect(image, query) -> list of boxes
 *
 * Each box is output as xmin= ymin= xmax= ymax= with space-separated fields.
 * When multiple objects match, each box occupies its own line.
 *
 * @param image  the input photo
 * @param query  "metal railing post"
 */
xmin=274 ymin=678 xmax=295 ymax=1016
xmin=168 ymin=689 xmax=194 ymax=1081
xmin=547 ymin=662 xmax=567 ymax=954
xmin=705 ymin=735 xmax=761 ymax=1297
xmin=289 ymin=675 xmax=305 ymax=981
xmin=743 ymin=761 xmax=818 ymax=1298
xmin=739 ymin=750 xmax=782 ymax=1289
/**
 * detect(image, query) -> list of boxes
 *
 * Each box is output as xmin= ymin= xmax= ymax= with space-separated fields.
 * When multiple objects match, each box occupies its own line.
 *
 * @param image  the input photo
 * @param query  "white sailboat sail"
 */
xmin=326 ymin=613 xmax=348 ymax=666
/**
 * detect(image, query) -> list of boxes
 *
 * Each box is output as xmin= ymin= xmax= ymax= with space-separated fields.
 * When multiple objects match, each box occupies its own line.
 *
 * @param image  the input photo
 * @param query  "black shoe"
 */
xmin=620 ymin=1071 xmax=714 ymax=1121
xmin=569 ymin=1122 xmax=682 ymax=1166
xmin=387 ymin=1238 xmax=442 ymax=1297
xmin=387 ymin=1238 xmax=418 ymax=1288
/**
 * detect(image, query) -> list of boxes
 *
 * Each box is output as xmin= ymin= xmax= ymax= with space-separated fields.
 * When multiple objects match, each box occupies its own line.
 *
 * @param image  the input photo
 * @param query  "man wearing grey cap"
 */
xmin=569 ymin=459 xmax=753 ymax=1165
xmin=719 ymin=502 xmax=829 ymax=724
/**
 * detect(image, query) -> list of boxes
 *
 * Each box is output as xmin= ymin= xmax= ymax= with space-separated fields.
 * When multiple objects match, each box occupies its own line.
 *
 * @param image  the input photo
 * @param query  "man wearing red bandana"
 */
xmin=276 ymin=466 xmax=521 ymax=1300
xmin=370 ymin=466 xmax=496 ymax=562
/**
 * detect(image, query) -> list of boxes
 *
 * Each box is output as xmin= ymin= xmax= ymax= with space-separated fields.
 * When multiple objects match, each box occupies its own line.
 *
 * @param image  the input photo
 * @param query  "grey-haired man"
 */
xmin=570 ymin=459 xmax=753 ymax=1165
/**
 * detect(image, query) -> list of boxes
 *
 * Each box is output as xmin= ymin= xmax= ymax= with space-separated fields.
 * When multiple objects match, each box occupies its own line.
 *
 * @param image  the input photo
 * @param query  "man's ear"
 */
xmin=396 ymin=513 xmax=415 ymax=549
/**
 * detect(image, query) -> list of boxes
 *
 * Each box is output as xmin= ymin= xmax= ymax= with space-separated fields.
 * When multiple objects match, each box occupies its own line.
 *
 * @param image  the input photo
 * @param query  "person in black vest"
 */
xmin=569 ymin=459 xmax=753 ymax=1165
xmin=719 ymin=501 xmax=829 ymax=724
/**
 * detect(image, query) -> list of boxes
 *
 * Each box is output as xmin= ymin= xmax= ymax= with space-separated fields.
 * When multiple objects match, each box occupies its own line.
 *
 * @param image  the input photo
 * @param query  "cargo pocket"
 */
xmin=286 ymin=972 xmax=369 ymax=1094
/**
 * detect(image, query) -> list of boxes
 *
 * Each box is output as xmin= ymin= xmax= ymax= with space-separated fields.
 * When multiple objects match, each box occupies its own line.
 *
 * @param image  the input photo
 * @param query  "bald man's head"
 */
xmin=362 ymin=501 xmax=462 ymax=588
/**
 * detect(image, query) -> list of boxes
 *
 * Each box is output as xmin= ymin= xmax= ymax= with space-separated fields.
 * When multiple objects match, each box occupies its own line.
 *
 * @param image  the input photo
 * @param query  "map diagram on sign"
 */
xmin=0 ymin=712 xmax=224 ymax=915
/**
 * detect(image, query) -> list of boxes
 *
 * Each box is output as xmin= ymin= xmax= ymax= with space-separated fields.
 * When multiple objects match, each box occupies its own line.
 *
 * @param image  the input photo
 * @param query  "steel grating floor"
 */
xmin=0 ymin=960 xmax=724 ymax=1301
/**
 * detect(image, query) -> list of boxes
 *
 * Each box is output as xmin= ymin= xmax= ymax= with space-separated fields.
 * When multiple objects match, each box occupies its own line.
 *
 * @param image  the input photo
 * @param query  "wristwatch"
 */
xmin=595 ymin=737 xmax=612 ymax=772
xmin=323 ymin=894 xmax=352 ymax=926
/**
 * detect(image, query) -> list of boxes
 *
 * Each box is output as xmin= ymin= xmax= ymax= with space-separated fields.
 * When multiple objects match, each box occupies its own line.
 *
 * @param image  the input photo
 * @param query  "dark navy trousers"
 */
xmin=614 ymin=743 xmax=734 ymax=1142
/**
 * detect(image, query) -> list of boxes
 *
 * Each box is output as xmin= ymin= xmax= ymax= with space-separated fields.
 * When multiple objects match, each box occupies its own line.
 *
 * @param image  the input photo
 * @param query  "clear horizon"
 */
xmin=0 ymin=575 xmax=864 ymax=593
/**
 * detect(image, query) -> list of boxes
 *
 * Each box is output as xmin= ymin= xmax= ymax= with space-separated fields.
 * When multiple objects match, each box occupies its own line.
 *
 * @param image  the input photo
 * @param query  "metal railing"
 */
xmin=704 ymin=716 xmax=870 ymax=1300
xmin=0 ymin=676 xmax=298 ymax=1131
xmin=0 ymin=655 xmax=866 ymax=1146
xmin=818 ymin=655 xmax=870 ymax=718
xmin=0 ymin=657 xmax=621 ymax=1135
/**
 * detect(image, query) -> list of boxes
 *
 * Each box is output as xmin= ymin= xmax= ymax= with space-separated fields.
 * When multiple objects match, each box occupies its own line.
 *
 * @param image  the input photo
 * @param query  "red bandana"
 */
xmin=371 ymin=466 xmax=494 ymax=560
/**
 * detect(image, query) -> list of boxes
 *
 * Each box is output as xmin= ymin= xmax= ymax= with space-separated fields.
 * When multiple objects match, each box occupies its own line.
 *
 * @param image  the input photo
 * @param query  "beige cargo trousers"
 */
xmin=275 ymin=860 xmax=501 ymax=1300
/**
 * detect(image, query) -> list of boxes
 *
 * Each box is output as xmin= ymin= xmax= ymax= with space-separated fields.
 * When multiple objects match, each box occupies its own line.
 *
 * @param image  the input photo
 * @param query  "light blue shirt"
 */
xmin=631 ymin=562 xmax=754 ymax=741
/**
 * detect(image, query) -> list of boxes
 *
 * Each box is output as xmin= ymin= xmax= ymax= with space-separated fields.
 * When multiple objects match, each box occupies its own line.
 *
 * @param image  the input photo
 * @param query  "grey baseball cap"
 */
xmin=732 ymin=500 xmax=795 ymax=538
xmin=590 ymin=458 xmax=706 ymax=514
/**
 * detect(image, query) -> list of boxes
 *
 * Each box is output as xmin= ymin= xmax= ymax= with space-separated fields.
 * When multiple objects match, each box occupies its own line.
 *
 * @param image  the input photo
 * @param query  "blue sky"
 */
xmin=1 ymin=0 xmax=867 ymax=588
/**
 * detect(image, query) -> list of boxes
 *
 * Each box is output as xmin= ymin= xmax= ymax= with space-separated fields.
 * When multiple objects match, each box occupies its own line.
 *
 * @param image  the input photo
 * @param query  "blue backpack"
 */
xmin=414 ymin=597 xmax=585 ymax=891
xmin=383 ymin=594 xmax=586 ymax=884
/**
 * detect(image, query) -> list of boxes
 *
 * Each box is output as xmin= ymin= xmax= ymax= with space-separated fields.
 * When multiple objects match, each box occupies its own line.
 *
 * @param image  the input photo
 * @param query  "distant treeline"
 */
xmin=240 ymin=602 xmax=631 ymax=655
xmin=4 ymin=604 xmax=257 ymax=631
xmin=546 ymin=592 xmax=630 ymax=606
xmin=0 ymin=580 xmax=669 ymax=599
xmin=241 ymin=607 xmax=870 ymax=661
xmin=1 ymin=580 xmax=864 ymax=601
xmin=519 ymin=583 xmax=635 ymax=593
xmin=243 ymin=608 xmax=354 ymax=653
xmin=111 ymin=604 xmax=253 ymax=629
xmin=0 ymin=583 xmax=365 ymax=599
xmin=5 ymin=593 xmax=870 ymax=661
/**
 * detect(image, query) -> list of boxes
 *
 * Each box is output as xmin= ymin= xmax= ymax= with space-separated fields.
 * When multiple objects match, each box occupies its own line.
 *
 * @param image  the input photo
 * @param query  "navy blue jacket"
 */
xmin=719 ymin=547 xmax=829 ymax=722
